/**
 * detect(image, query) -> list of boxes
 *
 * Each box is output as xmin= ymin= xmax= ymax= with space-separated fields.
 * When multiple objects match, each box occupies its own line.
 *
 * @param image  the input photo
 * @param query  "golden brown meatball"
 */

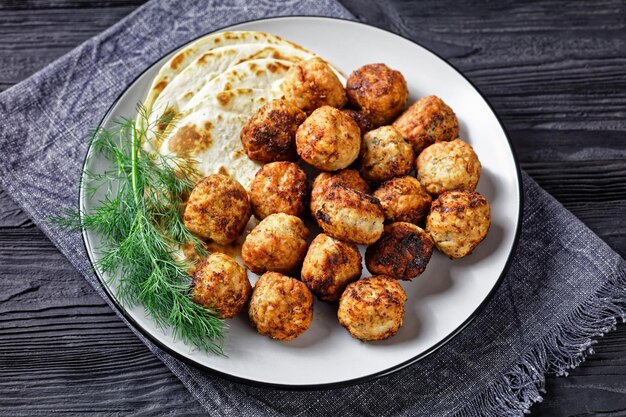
xmin=416 ymin=139 xmax=481 ymax=195
xmin=373 ymin=176 xmax=432 ymax=224
xmin=301 ymin=233 xmax=363 ymax=302
xmin=393 ymin=95 xmax=459 ymax=155
xmin=191 ymin=253 xmax=251 ymax=318
xmin=310 ymin=169 xmax=371 ymax=216
xmin=249 ymin=162 xmax=308 ymax=220
xmin=314 ymin=185 xmax=384 ymax=245
xmin=365 ymin=222 xmax=434 ymax=281
xmin=341 ymin=109 xmax=375 ymax=133
xmin=183 ymin=174 xmax=251 ymax=245
xmin=346 ymin=63 xmax=408 ymax=127
xmin=426 ymin=190 xmax=491 ymax=259
xmin=242 ymin=213 xmax=309 ymax=274
xmin=296 ymin=106 xmax=361 ymax=171
xmin=248 ymin=272 xmax=313 ymax=341
xmin=359 ymin=126 xmax=414 ymax=182
xmin=338 ymin=275 xmax=407 ymax=341
xmin=281 ymin=57 xmax=347 ymax=113
xmin=240 ymin=99 xmax=307 ymax=163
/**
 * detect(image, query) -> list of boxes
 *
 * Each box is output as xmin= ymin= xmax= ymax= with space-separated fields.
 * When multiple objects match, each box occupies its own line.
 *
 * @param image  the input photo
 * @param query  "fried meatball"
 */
xmin=191 ymin=253 xmax=251 ymax=318
xmin=310 ymin=169 xmax=371 ymax=216
xmin=296 ymin=106 xmax=361 ymax=171
xmin=281 ymin=57 xmax=347 ymax=113
xmin=249 ymin=162 xmax=308 ymax=220
xmin=341 ymin=109 xmax=375 ymax=133
xmin=416 ymin=139 xmax=481 ymax=195
xmin=393 ymin=95 xmax=459 ymax=155
xmin=359 ymin=126 xmax=414 ymax=182
xmin=365 ymin=222 xmax=434 ymax=281
xmin=338 ymin=276 xmax=407 ymax=341
xmin=426 ymin=190 xmax=491 ymax=259
xmin=346 ymin=63 xmax=408 ymax=127
xmin=240 ymin=99 xmax=307 ymax=163
xmin=301 ymin=233 xmax=363 ymax=302
xmin=248 ymin=272 xmax=313 ymax=341
xmin=373 ymin=176 xmax=432 ymax=224
xmin=183 ymin=174 xmax=251 ymax=245
xmin=314 ymin=185 xmax=384 ymax=245
xmin=242 ymin=213 xmax=309 ymax=274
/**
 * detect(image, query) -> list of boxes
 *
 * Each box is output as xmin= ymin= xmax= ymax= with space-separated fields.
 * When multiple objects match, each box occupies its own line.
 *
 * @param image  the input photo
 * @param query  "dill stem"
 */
xmin=131 ymin=118 xmax=141 ymax=208
xmin=130 ymin=118 xmax=161 ymax=274
xmin=52 ymin=110 xmax=225 ymax=354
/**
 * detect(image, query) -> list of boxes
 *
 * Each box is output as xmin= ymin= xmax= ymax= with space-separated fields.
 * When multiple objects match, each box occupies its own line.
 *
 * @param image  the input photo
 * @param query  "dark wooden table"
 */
xmin=1 ymin=1 xmax=625 ymax=415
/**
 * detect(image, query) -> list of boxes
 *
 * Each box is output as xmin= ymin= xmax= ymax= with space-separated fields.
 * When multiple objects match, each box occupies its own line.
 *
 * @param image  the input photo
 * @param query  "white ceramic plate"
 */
xmin=82 ymin=16 xmax=521 ymax=388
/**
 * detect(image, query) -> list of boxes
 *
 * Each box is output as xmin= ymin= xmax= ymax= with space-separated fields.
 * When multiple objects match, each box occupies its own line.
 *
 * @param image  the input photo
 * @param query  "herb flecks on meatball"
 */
xmin=314 ymin=185 xmax=384 ymax=245
xmin=249 ymin=162 xmax=308 ymax=220
xmin=281 ymin=57 xmax=347 ymax=113
xmin=359 ymin=125 xmax=414 ymax=183
xmin=183 ymin=174 xmax=251 ymax=245
xmin=310 ymin=169 xmax=371 ymax=217
xmin=301 ymin=233 xmax=362 ymax=302
xmin=240 ymin=99 xmax=306 ymax=163
xmin=426 ymin=190 xmax=491 ymax=259
xmin=338 ymin=276 xmax=407 ymax=341
xmin=416 ymin=139 xmax=481 ymax=195
xmin=249 ymin=272 xmax=313 ymax=341
xmin=365 ymin=222 xmax=434 ymax=281
xmin=242 ymin=213 xmax=309 ymax=274
xmin=192 ymin=253 xmax=251 ymax=318
xmin=373 ymin=176 xmax=432 ymax=224
xmin=346 ymin=63 xmax=408 ymax=127
xmin=296 ymin=106 xmax=361 ymax=171
xmin=393 ymin=95 xmax=459 ymax=155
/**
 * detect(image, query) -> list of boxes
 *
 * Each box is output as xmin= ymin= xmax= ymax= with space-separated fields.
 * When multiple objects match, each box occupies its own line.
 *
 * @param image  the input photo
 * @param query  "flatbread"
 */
xmin=151 ymin=43 xmax=315 ymax=122
xmin=157 ymin=59 xmax=294 ymax=189
xmin=144 ymin=31 xmax=311 ymax=114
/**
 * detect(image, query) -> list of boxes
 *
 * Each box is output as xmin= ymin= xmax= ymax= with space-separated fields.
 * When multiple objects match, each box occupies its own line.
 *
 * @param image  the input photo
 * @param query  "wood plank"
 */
xmin=0 ymin=7 xmax=140 ymax=92
xmin=0 ymin=191 xmax=204 ymax=415
xmin=340 ymin=0 xmax=626 ymax=131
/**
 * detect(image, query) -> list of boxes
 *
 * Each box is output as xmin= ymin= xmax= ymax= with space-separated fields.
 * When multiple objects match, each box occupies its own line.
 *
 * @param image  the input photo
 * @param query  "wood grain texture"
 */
xmin=0 ymin=0 xmax=625 ymax=416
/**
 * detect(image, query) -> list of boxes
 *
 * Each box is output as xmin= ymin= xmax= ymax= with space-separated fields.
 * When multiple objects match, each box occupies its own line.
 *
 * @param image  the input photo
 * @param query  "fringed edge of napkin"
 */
xmin=455 ymin=260 xmax=626 ymax=416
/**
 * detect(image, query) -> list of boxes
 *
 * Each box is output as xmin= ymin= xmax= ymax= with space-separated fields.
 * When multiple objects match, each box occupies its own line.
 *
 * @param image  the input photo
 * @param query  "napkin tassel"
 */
xmin=454 ymin=261 xmax=626 ymax=417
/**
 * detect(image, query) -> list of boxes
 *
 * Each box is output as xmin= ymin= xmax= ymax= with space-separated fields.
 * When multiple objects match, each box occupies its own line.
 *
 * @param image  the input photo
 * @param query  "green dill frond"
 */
xmin=51 ymin=107 xmax=224 ymax=355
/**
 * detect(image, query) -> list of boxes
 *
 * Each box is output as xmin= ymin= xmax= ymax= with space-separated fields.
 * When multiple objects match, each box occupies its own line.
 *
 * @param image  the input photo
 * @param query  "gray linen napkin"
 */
xmin=1 ymin=1 xmax=624 ymax=416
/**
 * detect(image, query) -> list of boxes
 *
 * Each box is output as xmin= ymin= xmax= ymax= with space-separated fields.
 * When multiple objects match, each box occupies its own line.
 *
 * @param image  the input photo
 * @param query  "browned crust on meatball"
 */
xmin=337 ymin=275 xmax=407 ymax=341
xmin=416 ymin=138 xmax=481 ymax=195
xmin=280 ymin=57 xmax=347 ymax=113
xmin=248 ymin=272 xmax=313 ymax=341
xmin=365 ymin=222 xmax=434 ymax=281
xmin=426 ymin=190 xmax=491 ymax=259
xmin=373 ymin=176 xmax=432 ymax=224
xmin=359 ymin=125 xmax=414 ymax=182
xmin=249 ymin=162 xmax=308 ymax=220
xmin=300 ymin=233 xmax=363 ymax=302
xmin=183 ymin=174 xmax=251 ymax=245
xmin=341 ymin=109 xmax=375 ymax=133
xmin=314 ymin=185 xmax=384 ymax=245
xmin=240 ymin=99 xmax=307 ymax=163
xmin=295 ymin=106 xmax=361 ymax=171
xmin=431 ymin=190 xmax=488 ymax=214
xmin=310 ymin=169 xmax=371 ymax=216
xmin=191 ymin=253 xmax=251 ymax=318
xmin=392 ymin=95 xmax=459 ymax=155
xmin=241 ymin=213 xmax=310 ymax=274
xmin=346 ymin=63 xmax=408 ymax=127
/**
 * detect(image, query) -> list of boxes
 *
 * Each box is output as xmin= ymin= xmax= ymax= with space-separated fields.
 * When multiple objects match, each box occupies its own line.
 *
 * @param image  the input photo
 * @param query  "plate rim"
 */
xmin=80 ymin=15 xmax=524 ymax=390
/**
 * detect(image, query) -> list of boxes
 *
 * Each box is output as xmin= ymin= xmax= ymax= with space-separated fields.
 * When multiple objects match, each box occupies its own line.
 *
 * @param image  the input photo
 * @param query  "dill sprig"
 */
xmin=53 ymin=106 xmax=225 ymax=355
